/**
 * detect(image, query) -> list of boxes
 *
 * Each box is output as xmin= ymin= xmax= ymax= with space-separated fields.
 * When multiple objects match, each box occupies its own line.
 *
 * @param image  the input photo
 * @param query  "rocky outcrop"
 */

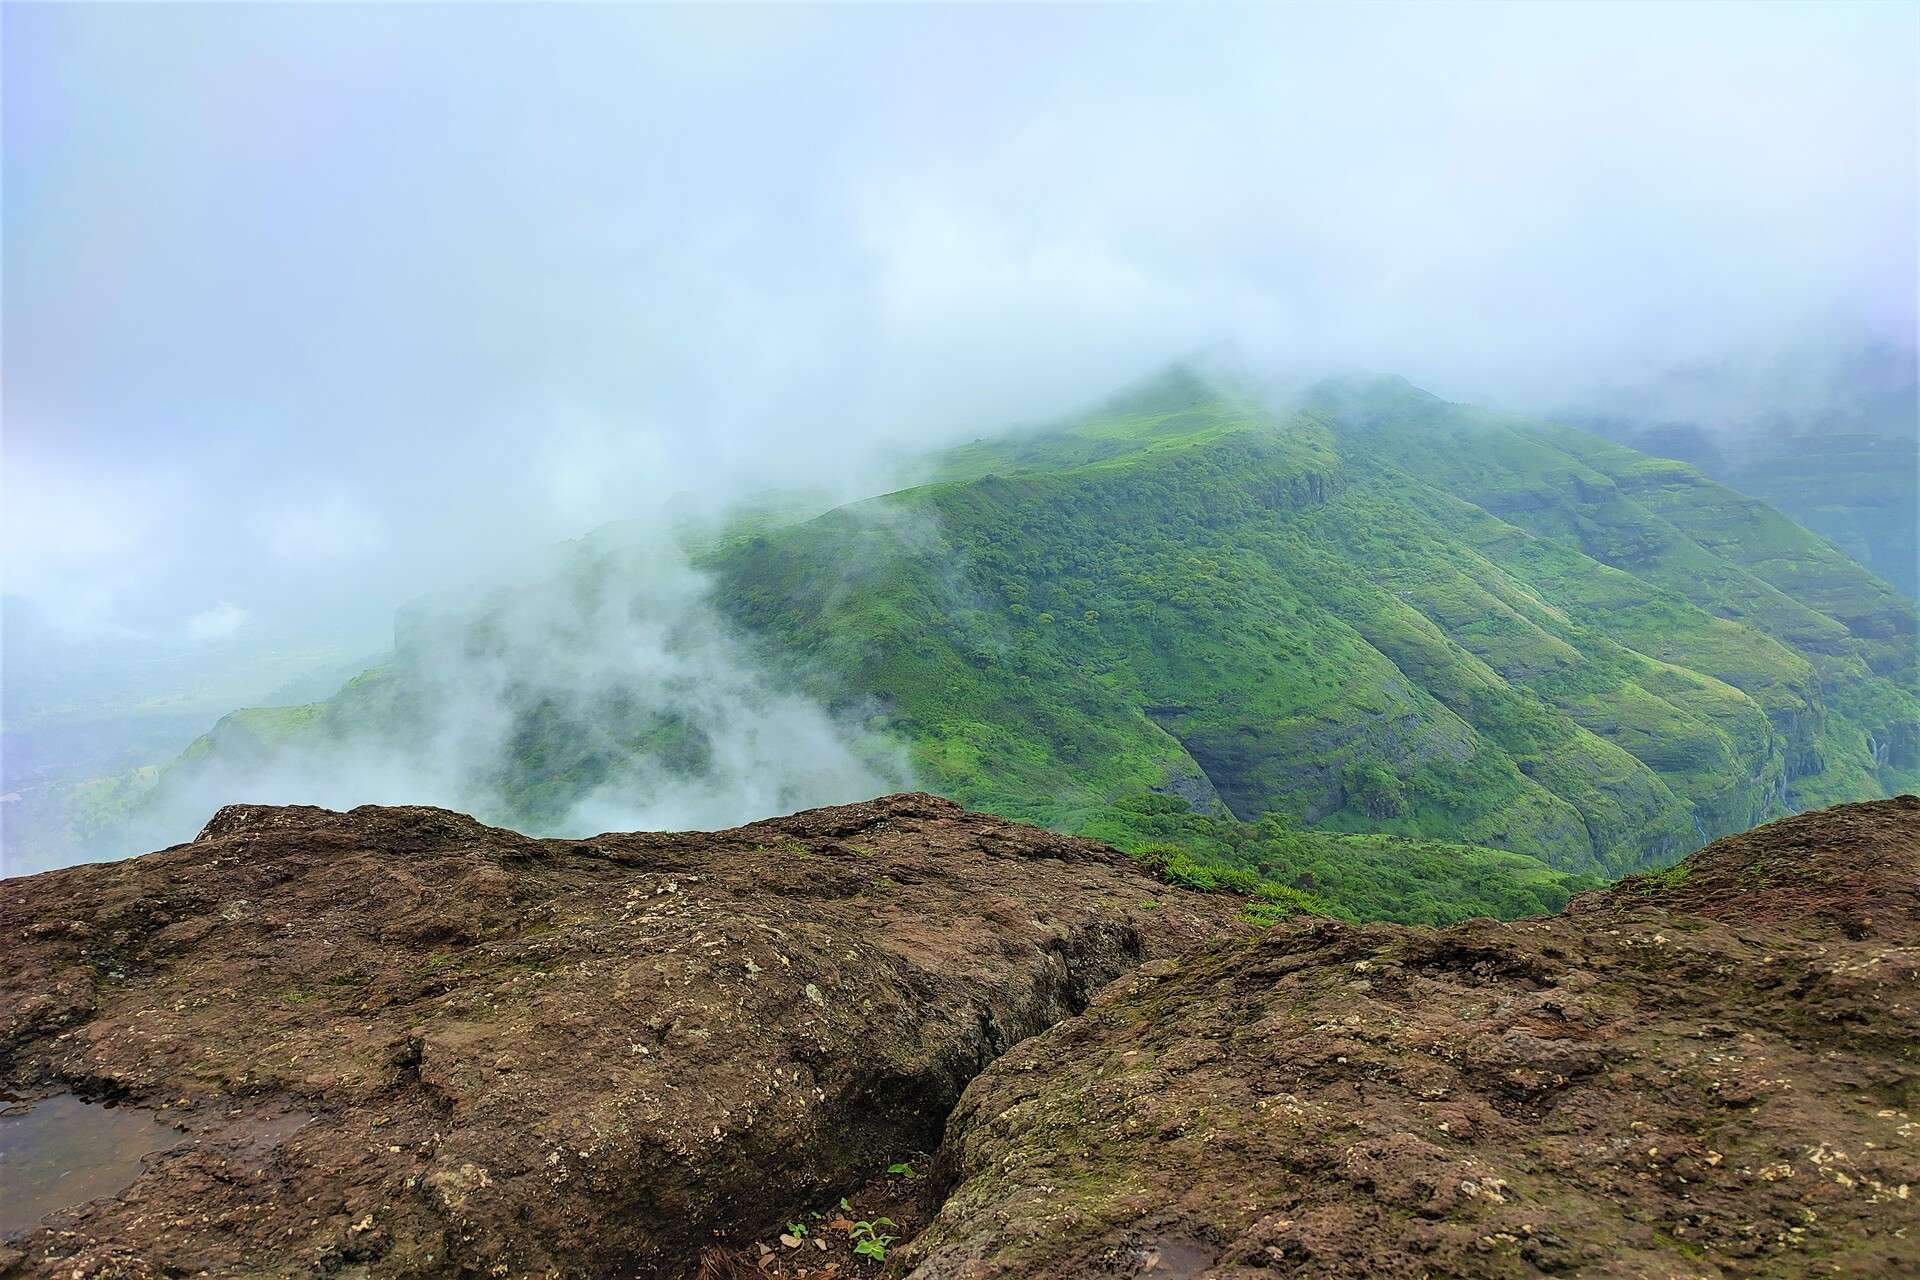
xmin=7 ymin=794 xmax=1918 ymax=1279
xmin=0 ymin=794 xmax=1235 ymax=1278
xmin=902 ymin=796 xmax=1920 ymax=1278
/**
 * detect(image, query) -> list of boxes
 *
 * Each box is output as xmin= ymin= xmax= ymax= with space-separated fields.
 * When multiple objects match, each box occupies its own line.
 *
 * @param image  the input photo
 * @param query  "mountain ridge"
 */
xmin=702 ymin=369 xmax=1914 ymax=869
xmin=57 ymin=369 xmax=1920 ymax=921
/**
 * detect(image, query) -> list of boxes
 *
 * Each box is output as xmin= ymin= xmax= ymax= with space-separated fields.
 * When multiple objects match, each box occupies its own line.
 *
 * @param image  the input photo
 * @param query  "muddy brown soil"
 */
xmin=901 ymin=795 xmax=1920 ymax=1278
xmin=0 ymin=793 xmax=1234 ymax=1278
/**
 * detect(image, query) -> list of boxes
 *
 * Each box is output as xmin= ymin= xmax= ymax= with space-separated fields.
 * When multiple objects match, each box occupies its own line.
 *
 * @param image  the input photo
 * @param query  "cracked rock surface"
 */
xmin=1 ymin=793 xmax=1233 ymax=1278
xmin=901 ymin=796 xmax=1920 ymax=1279
xmin=7 ymin=794 xmax=1918 ymax=1278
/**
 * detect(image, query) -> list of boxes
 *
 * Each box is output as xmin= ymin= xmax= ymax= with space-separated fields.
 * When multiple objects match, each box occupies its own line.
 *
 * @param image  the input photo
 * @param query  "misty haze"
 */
xmin=2 ymin=3 xmax=1916 ymax=1276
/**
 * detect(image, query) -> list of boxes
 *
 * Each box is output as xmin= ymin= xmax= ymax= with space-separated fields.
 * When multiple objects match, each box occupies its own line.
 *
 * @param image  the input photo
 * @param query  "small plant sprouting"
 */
xmin=886 ymin=1161 xmax=914 ymax=1177
xmin=786 ymin=1221 xmax=808 ymax=1238
xmin=848 ymin=1216 xmax=898 ymax=1261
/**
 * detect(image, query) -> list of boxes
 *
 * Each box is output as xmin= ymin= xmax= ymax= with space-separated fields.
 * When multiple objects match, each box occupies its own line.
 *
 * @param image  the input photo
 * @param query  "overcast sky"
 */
xmin=5 ymin=1 xmax=1915 ymax=661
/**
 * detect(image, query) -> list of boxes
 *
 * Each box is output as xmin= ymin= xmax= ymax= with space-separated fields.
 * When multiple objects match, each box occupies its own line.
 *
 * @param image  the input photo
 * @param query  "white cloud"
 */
xmin=7 ymin=3 xmax=1911 ymax=642
xmin=184 ymin=600 xmax=249 ymax=642
xmin=0 ymin=453 xmax=164 ymax=638
xmin=1 ymin=2 xmax=1911 ymax=865
xmin=107 ymin=537 xmax=914 ymax=855
xmin=260 ymin=495 xmax=384 ymax=565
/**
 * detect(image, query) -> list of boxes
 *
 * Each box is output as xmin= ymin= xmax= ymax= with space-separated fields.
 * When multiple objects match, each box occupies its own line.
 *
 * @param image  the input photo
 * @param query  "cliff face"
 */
xmin=5 ymin=795 xmax=1918 ymax=1279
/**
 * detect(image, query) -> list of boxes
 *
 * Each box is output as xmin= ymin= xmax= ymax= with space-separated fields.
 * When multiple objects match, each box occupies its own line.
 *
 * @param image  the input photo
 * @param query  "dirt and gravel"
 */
xmin=0 ymin=793 xmax=1233 ymax=1278
xmin=4 ymin=793 xmax=1917 ymax=1279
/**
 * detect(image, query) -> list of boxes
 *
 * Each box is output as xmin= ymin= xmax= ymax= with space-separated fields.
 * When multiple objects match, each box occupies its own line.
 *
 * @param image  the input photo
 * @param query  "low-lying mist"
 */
xmin=25 ymin=531 xmax=912 ymax=873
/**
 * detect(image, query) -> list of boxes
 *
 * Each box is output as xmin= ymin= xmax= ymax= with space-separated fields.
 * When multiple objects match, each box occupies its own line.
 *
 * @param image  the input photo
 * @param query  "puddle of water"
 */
xmin=0 ymin=1094 xmax=181 ymax=1236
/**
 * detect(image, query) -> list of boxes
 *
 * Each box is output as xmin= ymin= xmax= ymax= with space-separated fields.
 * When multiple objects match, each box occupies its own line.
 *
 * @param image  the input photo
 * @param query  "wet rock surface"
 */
xmin=0 ymin=793 xmax=1233 ymax=1278
xmin=902 ymin=796 xmax=1920 ymax=1278
xmin=0 ymin=1095 xmax=183 ymax=1237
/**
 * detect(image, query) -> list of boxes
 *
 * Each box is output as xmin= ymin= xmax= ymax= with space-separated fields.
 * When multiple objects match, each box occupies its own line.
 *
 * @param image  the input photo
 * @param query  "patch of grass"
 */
xmin=1622 ymin=864 xmax=1692 ymax=895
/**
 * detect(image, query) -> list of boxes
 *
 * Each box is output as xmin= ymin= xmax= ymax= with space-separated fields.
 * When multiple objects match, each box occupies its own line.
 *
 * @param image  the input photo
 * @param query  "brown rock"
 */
xmin=0 ymin=793 xmax=1234 ymax=1277
xmin=11 ymin=793 xmax=1917 ymax=1278
xmin=902 ymin=796 xmax=1920 ymax=1278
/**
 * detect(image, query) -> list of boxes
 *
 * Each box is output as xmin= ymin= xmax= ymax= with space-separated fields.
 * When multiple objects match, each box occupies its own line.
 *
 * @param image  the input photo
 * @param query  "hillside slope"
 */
xmin=1305 ymin=377 xmax=1916 ymax=806
xmin=709 ymin=371 xmax=1916 ymax=873
xmin=1568 ymin=346 xmax=1919 ymax=601
xmin=118 ymin=371 xmax=1918 ymax=908
xmin=1591 ymin=421 xmax=1919 ymax=601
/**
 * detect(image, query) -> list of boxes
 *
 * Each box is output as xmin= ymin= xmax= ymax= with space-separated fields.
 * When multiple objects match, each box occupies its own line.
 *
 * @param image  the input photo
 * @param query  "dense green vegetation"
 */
xmin=1710 ymin=434 xmax=1917 ymax=600
xmin=1574 ymin=379 xmax=1918 ymax=601
xmin=132 ymin=369 xmax=1918 ymax=925
xmin=708 ymin=372 xmax=1914 ymax=869
xmin=1306 ymin=378 xmax=1917 ymax=806
xmin=1075 ymin=792 xmax=1598 ymax=926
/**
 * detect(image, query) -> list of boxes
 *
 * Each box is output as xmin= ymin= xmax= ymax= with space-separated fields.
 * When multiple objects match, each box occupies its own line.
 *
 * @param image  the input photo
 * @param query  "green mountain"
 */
xmin=1566 ymin=348 xmax=1919 ymax=599
xmin=1580 ymin=421 xmax=1918 ymax=600
xmin=128 ymin=371 xmax=1919 ymax=923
